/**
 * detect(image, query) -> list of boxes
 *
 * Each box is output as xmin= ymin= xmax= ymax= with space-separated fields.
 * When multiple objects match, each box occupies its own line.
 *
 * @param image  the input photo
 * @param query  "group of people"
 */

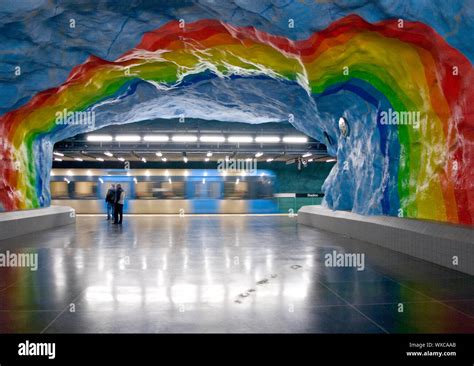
xmin=105 ymin=184 xmax=125 ymax=224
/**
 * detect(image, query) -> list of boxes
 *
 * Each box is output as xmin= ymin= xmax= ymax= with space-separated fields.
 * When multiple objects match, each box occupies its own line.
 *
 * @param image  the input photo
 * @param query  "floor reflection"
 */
xmin=0 ymin=215 xmax=473 ymax=333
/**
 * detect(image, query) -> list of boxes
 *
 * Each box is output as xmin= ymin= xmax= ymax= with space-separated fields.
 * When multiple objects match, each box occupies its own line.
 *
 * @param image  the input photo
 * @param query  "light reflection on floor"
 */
xmin=0 ymin=215 xmax=472 ymax=333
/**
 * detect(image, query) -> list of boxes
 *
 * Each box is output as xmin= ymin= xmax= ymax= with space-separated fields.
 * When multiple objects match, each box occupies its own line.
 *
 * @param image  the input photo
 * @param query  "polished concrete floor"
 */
xmin=0 ymin=214 xmax=473 ymax=333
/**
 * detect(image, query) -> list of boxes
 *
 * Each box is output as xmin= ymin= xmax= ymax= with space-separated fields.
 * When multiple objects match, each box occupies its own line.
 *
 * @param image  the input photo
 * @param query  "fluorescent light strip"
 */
xmin=227 ymin=136 xmax=253 ymax=143
xmin=87 ymin=135 xmax=113 ymax=142
xmin=53 ymin=151 xmax=64 ymax=157
xmin=283 ymin=136 xmax=308 ymax=144
xmin=115 ymin=135 xmax=141 ymax=142
xmin=143 ymin=135 xmax=169 ymax=142
xmin=200 ymin=135 xmax=225 ymax=143
xmin=255 ymin=136 xmax=280 ymax=143
xmin=172 ymin=135 xmax=198 ymax=142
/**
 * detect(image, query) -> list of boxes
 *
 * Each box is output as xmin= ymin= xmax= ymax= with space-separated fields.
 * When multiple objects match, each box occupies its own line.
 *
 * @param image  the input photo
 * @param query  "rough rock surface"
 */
xmin=0 ymin=1 xmax=473 ymax=225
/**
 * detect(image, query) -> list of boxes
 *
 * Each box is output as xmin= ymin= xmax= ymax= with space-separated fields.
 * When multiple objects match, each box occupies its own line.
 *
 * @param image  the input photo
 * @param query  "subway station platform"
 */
xmin=0 ymin=215 xmax=472 ymax=333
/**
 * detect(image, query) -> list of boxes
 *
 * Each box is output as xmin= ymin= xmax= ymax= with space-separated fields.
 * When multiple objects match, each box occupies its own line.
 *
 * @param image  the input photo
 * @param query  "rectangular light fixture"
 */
xmin=255 ymin=152 xmax=263 ymax=158
xmin=266 ymin=158 xmax=274 ymax=162
xmin=117 ymin=157 xmax=125 ymax=162
xmin=227 ymin=136 xmax=253 ymax=143
xmin=326 ymin=158 xmax=336 ymax=162
xmin=200 ymin=135 xmax=225 ymax=143
xmin=53 ymin=151 xmax=64 ymax=157
xmin=283 ymin=136 xmax=308 ymax=144
xmin=104 ymin=151 xmax=113 ymax=157
xmin=302 ymin=152 xmax=312 ymax=158
xmin=87 ymin=135 xmax=113 ymax=142
xmin=172 ymin=135 xmax=198 ymax=142
xmin=143 ymin=135 xmax=169 ymax=142
xmin=96 ymin=157 xmax=104 ymax=162
xmin=255 ymin=136 xmax=280 ymax=143
xmin=74 ymin=157 xmax=83 ymax=162
xmin=54 ymin=158 xmax=62 ymax=162
xmin=115 ymin=135 xmax=141 ymax=142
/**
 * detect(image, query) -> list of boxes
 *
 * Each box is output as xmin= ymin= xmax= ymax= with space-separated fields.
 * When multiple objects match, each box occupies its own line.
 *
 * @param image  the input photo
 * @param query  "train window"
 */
xmin=72 ymin=182 xmax=97 ymax=199
xmin=51 ymin=181 xmax=69 ymax=199
xmin=256 ymin=180 xmax=273 ymax=198
xmin=224 ymin=181 xmax=249 ymax=199
xmin=192 ymin=181 xmax=221 ymax=199
xmin=161 ymin=181 xmax=185 ymax=199
xmin=136 ymin=182 xmax=154 ymax=199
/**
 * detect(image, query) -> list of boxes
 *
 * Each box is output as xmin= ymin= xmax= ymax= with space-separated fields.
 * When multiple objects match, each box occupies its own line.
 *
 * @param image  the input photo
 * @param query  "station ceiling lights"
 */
xmin=115 ymin=135 xmax=141 ymax=142
xmin=143 ymin=134 xmax=169 ymax=142
xmin=227 ymin=136 xmax=253 ymax=143
xmin=87 ymin=135 xmax=113 ymax=142
xmin=200 ymin=135 xmax=226 ymax=143
xmin=255 ymin=136 xmax=280 ymax=143
xmin=282 ymin=136 xmax=308 ymax=143
xmin=171 ymin=135 xmax=198 ymax=142
xmin=85 ymin=133 xmax=309 ymax=144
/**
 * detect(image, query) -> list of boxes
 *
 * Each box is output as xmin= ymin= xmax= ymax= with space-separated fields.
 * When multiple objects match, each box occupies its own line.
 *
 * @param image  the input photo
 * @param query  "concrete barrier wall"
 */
xmin=0 ymin=206 xmax=75 ymax=241
xmin=297 ymin=206 xmax=474 ymax=275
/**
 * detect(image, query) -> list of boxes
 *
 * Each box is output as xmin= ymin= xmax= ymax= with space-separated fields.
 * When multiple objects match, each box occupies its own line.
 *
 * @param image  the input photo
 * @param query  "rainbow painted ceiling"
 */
xmin=0 ymin=1 xmax=473 ymax=225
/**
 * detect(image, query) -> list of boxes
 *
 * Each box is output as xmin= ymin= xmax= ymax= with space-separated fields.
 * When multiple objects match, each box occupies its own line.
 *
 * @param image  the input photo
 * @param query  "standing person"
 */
xmin=113 ymin=184 xmax=125 ymax=225
xmin=105 ymin=184 xmax=115 ymax=220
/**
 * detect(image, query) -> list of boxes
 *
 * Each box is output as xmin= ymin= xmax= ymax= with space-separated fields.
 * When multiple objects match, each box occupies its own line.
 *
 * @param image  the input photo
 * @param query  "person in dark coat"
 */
xmin=113 ymin=184 xmax=125 ymax=225
xmin=105 ymin=184 xmax=115 ymax=220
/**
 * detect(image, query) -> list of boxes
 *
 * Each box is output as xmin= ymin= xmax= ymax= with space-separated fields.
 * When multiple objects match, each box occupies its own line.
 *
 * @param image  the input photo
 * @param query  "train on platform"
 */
xmin=50 ymin=168 xmax=280 ymax=214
